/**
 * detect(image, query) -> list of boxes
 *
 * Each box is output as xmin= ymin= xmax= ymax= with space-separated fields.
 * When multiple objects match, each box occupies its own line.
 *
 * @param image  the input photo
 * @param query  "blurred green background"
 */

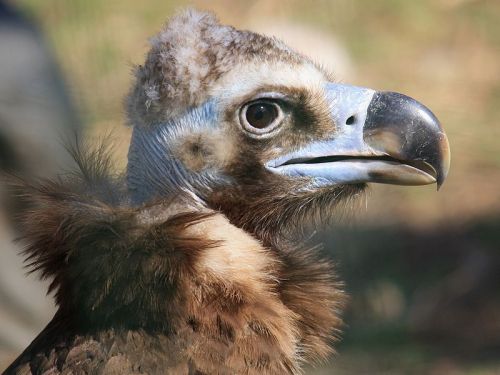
xmin=2 ymin=0 xmax=500 ymax=373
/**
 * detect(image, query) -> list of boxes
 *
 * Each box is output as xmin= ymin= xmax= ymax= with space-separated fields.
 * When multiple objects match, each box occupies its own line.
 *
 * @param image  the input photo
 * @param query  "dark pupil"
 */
xmin=246 ymin=103 xmax=278 ymax=129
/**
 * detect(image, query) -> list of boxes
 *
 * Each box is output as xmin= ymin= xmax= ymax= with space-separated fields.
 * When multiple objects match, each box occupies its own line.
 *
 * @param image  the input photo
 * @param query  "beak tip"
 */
xmin=436 ymin=164 xmax=450 ymax=190
xmin=436 ymin=170 xmax=448 ymax=191
xmin=437 ymin=134 xmax=451 ymax=191
xmin=364 ymin=91 xmax=450 ymax=191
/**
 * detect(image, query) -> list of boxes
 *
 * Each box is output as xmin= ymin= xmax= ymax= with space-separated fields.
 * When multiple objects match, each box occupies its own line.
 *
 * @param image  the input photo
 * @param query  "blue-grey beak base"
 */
xmin=266 ymin=83 xmax=450 ymax=188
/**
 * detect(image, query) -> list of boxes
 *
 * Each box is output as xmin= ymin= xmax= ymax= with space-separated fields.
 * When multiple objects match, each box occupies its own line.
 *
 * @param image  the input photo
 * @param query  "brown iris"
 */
xmin=245 ymin=102 xmax=279 ymax=129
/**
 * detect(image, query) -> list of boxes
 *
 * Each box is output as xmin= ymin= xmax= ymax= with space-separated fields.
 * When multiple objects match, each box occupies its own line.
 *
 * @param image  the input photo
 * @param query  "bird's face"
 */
xmin=216 ymin=58 xmax=449 ymax=188
xmin=126 ymin=11 xmax=450 ymax=231
xmin=128 ymin=58 xmax=449 ymax=205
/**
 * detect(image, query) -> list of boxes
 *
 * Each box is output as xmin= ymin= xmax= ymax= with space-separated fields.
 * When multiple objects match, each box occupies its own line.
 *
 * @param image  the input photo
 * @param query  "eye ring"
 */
xmin=239 ymin=100 xmax=284 ymax=136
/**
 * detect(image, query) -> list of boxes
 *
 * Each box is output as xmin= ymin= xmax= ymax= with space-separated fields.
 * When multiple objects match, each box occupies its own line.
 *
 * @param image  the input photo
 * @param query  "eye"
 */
xmin=245 ymin=102 xmax=278 ymax=129
xmin=240 ymin=100 xmax=284 ymax=135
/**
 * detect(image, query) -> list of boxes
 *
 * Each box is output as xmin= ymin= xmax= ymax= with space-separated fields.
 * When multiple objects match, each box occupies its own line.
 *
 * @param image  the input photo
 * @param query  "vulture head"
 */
xmin=126 ymin=10 xmax=450 ymax=240
xmin=7 ymin=9 xmax=450 ymax=375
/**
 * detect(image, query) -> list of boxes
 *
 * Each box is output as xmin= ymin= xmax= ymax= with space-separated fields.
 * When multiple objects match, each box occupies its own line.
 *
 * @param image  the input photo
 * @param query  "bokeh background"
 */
xmin=0 ymin=0 xmax=499 ymax=373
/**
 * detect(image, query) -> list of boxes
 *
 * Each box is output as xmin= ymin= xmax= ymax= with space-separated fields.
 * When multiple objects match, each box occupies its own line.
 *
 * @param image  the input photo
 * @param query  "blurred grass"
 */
xmin=12 ymin=0 xmax=500 ymax=373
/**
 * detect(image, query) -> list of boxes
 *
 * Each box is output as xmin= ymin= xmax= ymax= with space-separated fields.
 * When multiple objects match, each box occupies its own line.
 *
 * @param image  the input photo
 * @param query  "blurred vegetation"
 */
xmin=9 ymin=0 xmax=500 ymax=373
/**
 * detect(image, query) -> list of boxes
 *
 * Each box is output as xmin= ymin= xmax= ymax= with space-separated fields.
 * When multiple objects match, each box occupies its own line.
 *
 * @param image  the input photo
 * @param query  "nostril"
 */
xmin=346 ymin=115 xmax=355 ymax=125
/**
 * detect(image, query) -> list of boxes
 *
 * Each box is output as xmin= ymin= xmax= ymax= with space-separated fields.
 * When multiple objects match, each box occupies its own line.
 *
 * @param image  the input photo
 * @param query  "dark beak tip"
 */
xmin=437 ymin=133 xmax=451 ymax=190
xmin=365 ymin=91 xmax=451 ymax=191
xmin=436 ymin=166 xmax=449 ymax=190
xmin=437 ymin=179 xmax=444 ymax=191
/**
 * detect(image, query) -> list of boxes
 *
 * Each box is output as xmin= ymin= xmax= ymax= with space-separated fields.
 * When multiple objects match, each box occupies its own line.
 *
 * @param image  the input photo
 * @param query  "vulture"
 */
xmin=4 ymin=9 xmax=450 ymax=375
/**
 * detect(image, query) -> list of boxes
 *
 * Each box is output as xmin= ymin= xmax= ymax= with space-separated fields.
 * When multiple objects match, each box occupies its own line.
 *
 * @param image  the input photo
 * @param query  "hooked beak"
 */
xmin=266 ymin=83 xmax=450 ymax=189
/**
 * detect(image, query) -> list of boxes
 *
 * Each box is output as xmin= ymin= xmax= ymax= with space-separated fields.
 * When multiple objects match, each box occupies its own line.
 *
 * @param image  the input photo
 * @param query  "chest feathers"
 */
xmin=8 ymin=157 xmax=344 ymax=374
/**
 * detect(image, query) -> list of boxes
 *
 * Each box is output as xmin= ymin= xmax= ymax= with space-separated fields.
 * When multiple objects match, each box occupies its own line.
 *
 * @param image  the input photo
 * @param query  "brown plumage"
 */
xmin=5 ymin=143 xmax=343 ymax=374
xmin=4 ymin=8 xmax=449 ymax=375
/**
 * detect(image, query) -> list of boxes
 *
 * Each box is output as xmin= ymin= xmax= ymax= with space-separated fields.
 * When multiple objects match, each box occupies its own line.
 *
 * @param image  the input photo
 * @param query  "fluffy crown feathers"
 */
xmin=126 ymin=9 xmax=309 ymax=127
